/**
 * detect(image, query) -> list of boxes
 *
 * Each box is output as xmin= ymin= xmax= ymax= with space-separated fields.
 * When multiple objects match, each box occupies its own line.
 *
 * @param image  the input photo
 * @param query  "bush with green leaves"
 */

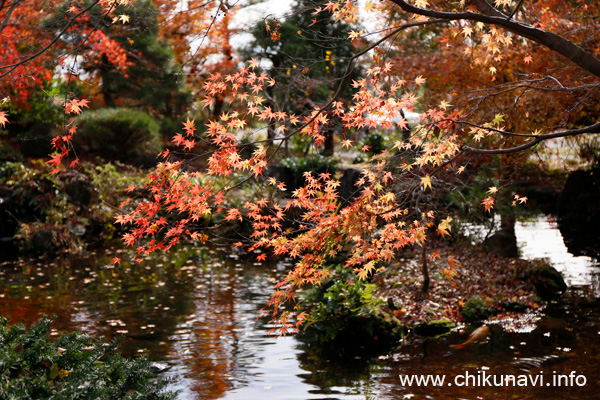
xmin=0 ymin=316 xmax=176 ymax=400
xmin=279 ymin=154 xmax=337 ymax=175
xmin=74 ymin=108 xmax=162 ymax=162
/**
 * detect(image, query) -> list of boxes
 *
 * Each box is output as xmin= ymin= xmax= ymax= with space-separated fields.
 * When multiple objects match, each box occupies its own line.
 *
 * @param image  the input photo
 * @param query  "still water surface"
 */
xmin=0 ymin=215 xmax=599 ymax=399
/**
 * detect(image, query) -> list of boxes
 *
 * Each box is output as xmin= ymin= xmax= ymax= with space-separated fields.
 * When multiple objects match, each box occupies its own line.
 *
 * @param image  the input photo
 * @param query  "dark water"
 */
xmin=1 ymin=216 xmax=599 ymax=399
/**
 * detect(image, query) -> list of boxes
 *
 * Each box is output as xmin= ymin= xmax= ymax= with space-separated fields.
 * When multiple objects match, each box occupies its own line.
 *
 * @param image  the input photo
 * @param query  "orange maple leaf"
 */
xmin=0 ymin=111 xmax=9 ymax=128
xmin=447 ymin=255 xmax=460 ymax=269
xmin=172 ymin=133 xmax=185 ymax=146
xmin=182 ymin=118 xmax=196 ymax=136
xmin=64 ymin=98 xmax=89 ymax=115
xmin=481 ymin=196 xmax=495 ymax=212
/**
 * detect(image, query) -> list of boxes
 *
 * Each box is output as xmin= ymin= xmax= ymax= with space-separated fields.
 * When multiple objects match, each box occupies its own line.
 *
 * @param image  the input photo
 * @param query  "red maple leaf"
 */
xmin=48 ymin=153 xmax=62 ymax=167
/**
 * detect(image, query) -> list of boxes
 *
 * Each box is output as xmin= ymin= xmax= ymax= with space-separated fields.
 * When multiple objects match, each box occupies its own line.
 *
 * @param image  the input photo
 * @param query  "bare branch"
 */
xmin=506 ymin=0 xmax=525 ymax=20
xmin=0 ymin=0 xmax=102 ymax=79
xmin=0 ymin=0 xmax=22 ymax=35
xmin=464 ymin=121 xmax=600 ymax=154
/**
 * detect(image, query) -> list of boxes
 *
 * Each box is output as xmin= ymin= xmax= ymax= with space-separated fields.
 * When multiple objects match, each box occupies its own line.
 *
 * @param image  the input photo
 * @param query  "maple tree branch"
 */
xmin=463 ymin=121 xmax=600 ymax=154
xmin=258 ymin=18 xmax=449 ymax=169
xmin=386 ymin=0 xmax=600 ymax=79
xmin=0 ymin=0 xmax=21 ymax=35
xmin=506 ymin=0 xmax=525 ymax=21
xmin=0 ymin=0 xmax=102 ymax=79
xmin=463 ymin=79 xmax=600 ymax=98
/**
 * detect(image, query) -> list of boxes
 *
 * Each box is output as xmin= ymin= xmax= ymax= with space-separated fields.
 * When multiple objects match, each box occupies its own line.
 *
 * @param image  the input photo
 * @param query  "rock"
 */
xmin=461 ymin=295 xmax=494 ymax=323
xmin=413 ymin=319 xmax=456 ymax=337
xmin=62 ymin=172 xmax=93 ymax=208
xmin=527 ymin=265 xmax=567 ymax=300
xmin=0 ymin=236 xmax=18 ymax=261
xmin=31 ymin=229 xmax=57 ymax=255
xmin=149 ymin=362 xmax=170 ymax=373
xmin=557 ymin=169 xmax=600 ymax=218
xmin=483 ymin=229 xmax=518 ymax=258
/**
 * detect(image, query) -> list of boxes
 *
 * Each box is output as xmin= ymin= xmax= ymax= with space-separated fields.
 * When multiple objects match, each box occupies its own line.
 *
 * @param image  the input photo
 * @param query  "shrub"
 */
xmin=74 ymin=108 xmax=162 ymax=162
xmin=0 ymin=316 xmax=176 ymax=400
xmin=279 ymin=154 xmax=337 ymax=176
xmin=275 ymin=154 xmax=338 ymax=192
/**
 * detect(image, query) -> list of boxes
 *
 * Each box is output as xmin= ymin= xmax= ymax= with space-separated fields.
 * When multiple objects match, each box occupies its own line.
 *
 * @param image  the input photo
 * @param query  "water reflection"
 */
xmin=1 ymin=216 xmax=599 ymax=399
xmin=516 ymin=215 xmax=600 ymax=289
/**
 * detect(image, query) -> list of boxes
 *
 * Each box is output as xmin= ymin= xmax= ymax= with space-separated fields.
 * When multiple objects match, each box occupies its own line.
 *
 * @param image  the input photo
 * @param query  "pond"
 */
xmin=0 ymin=215 xmax=599 ymax=399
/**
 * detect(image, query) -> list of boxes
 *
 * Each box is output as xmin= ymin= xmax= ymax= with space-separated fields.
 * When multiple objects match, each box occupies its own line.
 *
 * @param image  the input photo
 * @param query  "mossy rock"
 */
xmin=527 ymin=265 xmax=567 ymax=300
xmin=297 ymin=264 xmax=406 ymax=352
xmin=502 ymin=300 xmax=529 ymax=312
xmin=300 ymin=309 xmax=406 ymax=351
xmin=413 ymin=319 xmax=456 ymax=337
xmin=461 ymin=295 xmax=494 ymax=323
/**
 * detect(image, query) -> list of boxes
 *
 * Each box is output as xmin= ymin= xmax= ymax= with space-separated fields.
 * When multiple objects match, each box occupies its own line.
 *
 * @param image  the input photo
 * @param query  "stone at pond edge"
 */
xmin=483 ymin=229 xmax=518 ymax=258
xmin=61 ymin=171 xmax=93 ymax=208
xmin=413 ymin=319 xmax=456 ymax=337
xmin=527 ymin=265 xmax=567 ymax=300
xmin=299 ymin=308 xmax=406 ymax=351
xmin=30 ymin=229 xmax=57 ymax=255
xmin=461 ymin=295 xmax=495 ymax=323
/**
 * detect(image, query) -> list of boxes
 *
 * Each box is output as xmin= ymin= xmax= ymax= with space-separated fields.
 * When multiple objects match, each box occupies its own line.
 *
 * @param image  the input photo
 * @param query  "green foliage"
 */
xmin=0 ymin=141 xmax=22 ymax=162
xmin=1 ymin=160 xmax=144 ymax=254
xmin=74 ymin=108 xmax=162 ymax=161
xmin=280 ymin=154 xmax=337 ymax=175
xmin=297 ymin=265 xmax=404 ymax=346
xmin=86 ymin=162 xmax=144 ymax=207
xmin=4 ymin=79 xmax=63 ymax=125
xmin=360 ymin=131 xmax=387 ymax=157
xmin=0 ymin=316 xmax=176 ymax=400
xmin=0 ymin=161 xmax=57 ymax=222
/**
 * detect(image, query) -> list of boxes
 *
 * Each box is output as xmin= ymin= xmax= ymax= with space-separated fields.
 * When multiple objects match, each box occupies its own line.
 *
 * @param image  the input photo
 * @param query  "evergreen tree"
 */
xmin=45 ymin=0 xmax=190 ymax=118
xmin=244 ymin=0 xmax=363 ymax=153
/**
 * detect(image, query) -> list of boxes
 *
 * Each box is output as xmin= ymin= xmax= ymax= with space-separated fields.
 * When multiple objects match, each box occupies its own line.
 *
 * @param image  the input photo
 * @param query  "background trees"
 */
xmin=45 ymin=0 xmax=190 ymax=117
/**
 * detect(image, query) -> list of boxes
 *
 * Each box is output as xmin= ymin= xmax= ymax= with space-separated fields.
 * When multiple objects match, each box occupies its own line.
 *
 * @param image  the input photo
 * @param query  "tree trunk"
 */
xmin=100 ymin=54 xmax=116 ymax=108
xmin=421 ymin=244 xmax=430 ymax=292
